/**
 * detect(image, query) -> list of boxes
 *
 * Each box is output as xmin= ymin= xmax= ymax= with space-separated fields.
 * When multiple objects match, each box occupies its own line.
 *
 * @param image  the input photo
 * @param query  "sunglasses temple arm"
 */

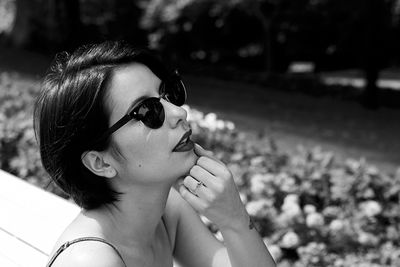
xmin=93 ymin=114 xmax=132 ymax=144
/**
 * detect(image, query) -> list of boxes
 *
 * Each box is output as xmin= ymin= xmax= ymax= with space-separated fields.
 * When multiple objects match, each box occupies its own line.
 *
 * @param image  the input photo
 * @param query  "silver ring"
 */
xmin=192 ymin=180 xmax=203 ymax=195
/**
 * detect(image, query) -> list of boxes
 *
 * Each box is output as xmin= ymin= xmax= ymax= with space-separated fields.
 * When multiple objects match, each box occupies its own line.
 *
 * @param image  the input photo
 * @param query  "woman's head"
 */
xmin=34 ymin=41 xmax=195 ymax=210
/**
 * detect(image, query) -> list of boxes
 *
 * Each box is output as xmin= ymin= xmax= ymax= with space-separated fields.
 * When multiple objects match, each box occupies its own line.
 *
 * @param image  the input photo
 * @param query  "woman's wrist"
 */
xmin=219 ymin=213 xmax=255 ymax=235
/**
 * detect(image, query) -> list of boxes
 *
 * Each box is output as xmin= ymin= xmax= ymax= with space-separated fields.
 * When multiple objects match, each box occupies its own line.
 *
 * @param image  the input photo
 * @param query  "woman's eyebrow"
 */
xmin=125 ymin=80 xmax=163 ymax=113
xmin=125 ymin=95 xmax=148 ymax=113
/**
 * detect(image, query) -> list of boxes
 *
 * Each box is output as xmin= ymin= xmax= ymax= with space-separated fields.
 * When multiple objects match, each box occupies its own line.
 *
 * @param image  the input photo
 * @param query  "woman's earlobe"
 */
xmin=81 ymin=151 xmax=116 ymax=178
xmin=105 ymin=168 xmax=117 ymax=178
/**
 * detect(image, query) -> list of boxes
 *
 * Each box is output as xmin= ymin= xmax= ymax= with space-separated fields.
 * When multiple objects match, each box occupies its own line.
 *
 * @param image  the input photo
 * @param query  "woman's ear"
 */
xmin=81 ymin=151 xmax=117 ymax=178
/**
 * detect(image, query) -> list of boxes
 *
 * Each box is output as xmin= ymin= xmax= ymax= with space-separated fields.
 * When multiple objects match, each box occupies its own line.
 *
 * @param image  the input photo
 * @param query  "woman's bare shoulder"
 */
xmin=49 ymin=238 xmax=126 ymax=267
xmin=48 ymin=212 xmax=121 ymax=267
xmin=50 ymin=212 xmax=101 ymax=251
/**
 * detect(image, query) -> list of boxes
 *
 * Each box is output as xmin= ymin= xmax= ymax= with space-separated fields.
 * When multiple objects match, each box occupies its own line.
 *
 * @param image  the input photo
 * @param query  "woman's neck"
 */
xmin=86 ymin=182 xmax=172 ymax=248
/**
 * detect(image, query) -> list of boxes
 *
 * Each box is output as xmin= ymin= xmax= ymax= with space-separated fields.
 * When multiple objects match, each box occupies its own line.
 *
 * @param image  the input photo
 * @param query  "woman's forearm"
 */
xmin=181 ymin=144 xmax=276 ymax=267
xmin=219 ymin=217 xmax=276 ymax=267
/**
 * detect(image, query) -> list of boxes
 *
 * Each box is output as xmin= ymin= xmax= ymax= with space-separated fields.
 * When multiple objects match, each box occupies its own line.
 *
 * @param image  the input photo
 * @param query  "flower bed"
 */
xmin=0 ymin=72 xmax=66 ymax=197
xmin=1 ymin=72 xmax=400 ymax=266
xmin=186 ymin=105 xmax=400 ymax=267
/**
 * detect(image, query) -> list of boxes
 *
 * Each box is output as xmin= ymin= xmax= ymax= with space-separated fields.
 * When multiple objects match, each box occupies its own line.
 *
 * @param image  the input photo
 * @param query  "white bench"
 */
xmin=0 ymin=170 xmax=80 ymax=267
xmin=0 ymin=170 xmax=184 ymax=267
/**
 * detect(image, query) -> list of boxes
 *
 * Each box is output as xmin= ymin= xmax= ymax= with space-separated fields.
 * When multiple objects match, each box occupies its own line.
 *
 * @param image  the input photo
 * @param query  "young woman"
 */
xmin=34 ymin=41 xmax=276 ymax=267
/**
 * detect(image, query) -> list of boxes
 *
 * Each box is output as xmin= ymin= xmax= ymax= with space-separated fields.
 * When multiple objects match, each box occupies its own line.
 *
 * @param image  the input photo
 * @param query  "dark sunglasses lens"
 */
xmin=135 ymin=98 xmax=165 ymax=128
xmin=162 ymin=80 xmax=186 ymax=106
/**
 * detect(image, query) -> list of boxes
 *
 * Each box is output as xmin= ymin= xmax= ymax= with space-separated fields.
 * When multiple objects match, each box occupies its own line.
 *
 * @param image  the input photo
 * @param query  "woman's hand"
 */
xmin=179 ymin=143 xmax=250 ymax=231
xmin=177 ymin=143 xmax=277 ymax=267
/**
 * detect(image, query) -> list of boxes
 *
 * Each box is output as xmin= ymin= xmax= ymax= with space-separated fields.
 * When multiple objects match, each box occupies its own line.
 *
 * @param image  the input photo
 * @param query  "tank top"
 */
xmin=46 ymin=216 xmax=170 ymax=267
xmin=46 ymin=236 xmax=127 ymax=267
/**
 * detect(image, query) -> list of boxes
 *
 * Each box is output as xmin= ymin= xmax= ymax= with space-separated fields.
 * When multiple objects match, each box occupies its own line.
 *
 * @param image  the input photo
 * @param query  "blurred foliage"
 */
xmin=1 ymin=0 xmax=147 ymax=51
xmin=2 ymin=0 xmax=400 ymax=71
xmin=140 ymin=0 xmax=282 ymax=69
xmin=1 ymin=72 xmax=399 ymax=266
xmin=184 ymin=105 xmax=400 ymax=266
xmin=0 ymin=72 xmax=66 ymax=197
xmin=139 ymin=0 xmax=400 ymax=72
xmin=0 ymin=0 xmax=15 ymax=34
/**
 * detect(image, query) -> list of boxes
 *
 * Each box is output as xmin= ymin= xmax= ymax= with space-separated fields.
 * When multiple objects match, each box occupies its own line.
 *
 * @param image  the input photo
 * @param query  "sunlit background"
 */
xmin=0 ymin=0 xmax=400 ymax=266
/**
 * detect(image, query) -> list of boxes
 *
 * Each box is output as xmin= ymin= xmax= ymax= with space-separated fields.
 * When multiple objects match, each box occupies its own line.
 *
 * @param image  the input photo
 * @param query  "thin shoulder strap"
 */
xmin=46 ymin=237 xmax=127 ymax=267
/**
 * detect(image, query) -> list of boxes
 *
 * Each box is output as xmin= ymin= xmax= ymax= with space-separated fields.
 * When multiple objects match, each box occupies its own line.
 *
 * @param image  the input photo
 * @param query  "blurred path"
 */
xmin=320 ymin=69 xmax=400 ymax=91
xmin=0 ymin=45 xmax=398 ymax=174
xmin=185 ymin=75 xmax=400 ymax=174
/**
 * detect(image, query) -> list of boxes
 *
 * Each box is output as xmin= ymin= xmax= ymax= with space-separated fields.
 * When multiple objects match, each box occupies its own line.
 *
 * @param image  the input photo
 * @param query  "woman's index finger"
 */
xmin=196 ymin=156 xmax=226 ymax=178
xmin=194 ymin=143 xmax=213 ymax=157
xmin=194 ymin=143 xmax=224 ymax=164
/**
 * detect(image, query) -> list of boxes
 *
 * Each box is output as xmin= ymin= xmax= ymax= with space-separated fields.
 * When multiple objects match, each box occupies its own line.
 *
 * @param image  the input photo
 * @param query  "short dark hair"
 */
xmin=34 ymin=41 xmax=170 ymax=210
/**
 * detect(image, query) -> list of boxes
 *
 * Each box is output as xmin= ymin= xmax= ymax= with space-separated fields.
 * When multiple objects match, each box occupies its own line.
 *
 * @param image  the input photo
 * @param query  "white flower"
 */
xmin=359 ymin=200 xmax=382 ymax=217
xmin=363 ymin=188 xmax=375 ymax=198
xmin=329 ymin=219 xmax=345 ymax=232
xmin=280 ymin=231 xmax=300 ymax=248
xmin=215 ymin=119 xmax=225 ymax=130
xmin=281 ymin=194 xmax=301 ymax=219
xmin=334 ymin=258 xmax=345 ymax=266
xmin=245 ymin=199 xmax=271 ymax=218
xmin=280 ymin=176 xmax=296 ymax=192
xmin=226 ymin=121 xmax=235 ymax=130
xmin=304 ymin=204 xmax=317 ymax=214
xmin=276 ymin=173 xmax=296 ymax=193
xmin=202 ymin=113 xmax=218 ymax=131
xmin=250 ymin=174 xmax=269 ymax=195
xmin=230 ymin=152 xmax=243 ymax=161
xmin=358 ymin=231 xmax=379 ymax=246
xmin=323 ymin=206 xmax=341 ymax=218
xmin=250 ymin=178 xmax=265 ymax=195
xmin=250 ymin=156 xmax=265 ymax=166
xmin=306 ymin=212 xmax=325 ymax=228
xmin=282 ymin=203 xmax=302 ymax=220
xmin=254 ymin=173 xmax=275 ymax=183
xmin=366 ymin=165 xmax=379 ymax=176
xmin=283 ymin=194 xmax=299 ymax=204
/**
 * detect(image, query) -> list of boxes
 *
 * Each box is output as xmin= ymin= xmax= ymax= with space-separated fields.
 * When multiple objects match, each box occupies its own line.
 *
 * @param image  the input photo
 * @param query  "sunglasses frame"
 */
xmin=92 ymin=70 xmax=186 ymax=144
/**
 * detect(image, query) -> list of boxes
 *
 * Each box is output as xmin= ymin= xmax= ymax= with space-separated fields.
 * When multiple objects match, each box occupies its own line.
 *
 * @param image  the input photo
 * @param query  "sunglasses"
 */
xmin=94 ymin=70 xmax=186 ymax=143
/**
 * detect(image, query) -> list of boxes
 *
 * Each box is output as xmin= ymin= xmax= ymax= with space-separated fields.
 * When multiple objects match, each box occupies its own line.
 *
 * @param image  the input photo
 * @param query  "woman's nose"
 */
xmin=162 ymin=99 xmax=188 ymax=128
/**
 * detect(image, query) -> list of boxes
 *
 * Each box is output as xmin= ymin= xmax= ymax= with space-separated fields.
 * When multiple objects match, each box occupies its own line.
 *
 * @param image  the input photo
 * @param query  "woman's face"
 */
xmin=104 ymin=63 xmax=197 ymax=186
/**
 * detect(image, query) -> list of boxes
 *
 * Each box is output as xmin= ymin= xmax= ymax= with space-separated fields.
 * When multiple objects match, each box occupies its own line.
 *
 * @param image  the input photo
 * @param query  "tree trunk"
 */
xmin=361 ymin=0 xmax=389 ymax=109
xmin=250 ymin=1 xmax=285 ymax=75
xmin=363 ymin=67 xmax=379 ymax=108
xmin=249 ymin=2 xmax=273 ymax=74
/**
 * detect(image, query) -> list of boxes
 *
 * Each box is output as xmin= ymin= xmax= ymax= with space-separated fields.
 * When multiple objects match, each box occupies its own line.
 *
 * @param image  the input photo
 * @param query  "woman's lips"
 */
xmin=173 ymin=129 xmax=194 ymax=152
xmin=173 ymin=139 xmax=194 ymax=152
